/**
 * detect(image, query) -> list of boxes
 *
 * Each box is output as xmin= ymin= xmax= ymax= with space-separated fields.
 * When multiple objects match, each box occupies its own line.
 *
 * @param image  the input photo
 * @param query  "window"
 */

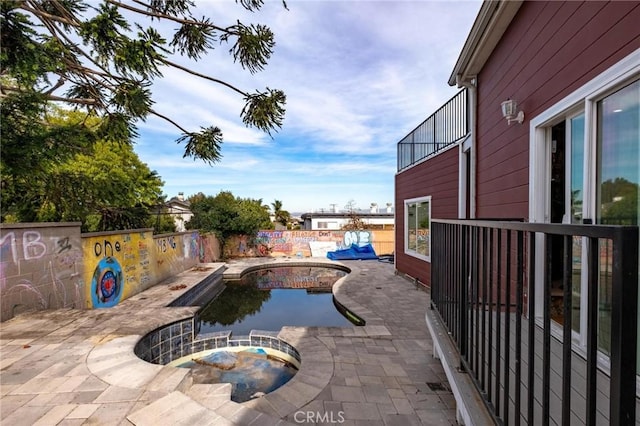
xmin=596 ymin=80 xmax=639 ymax=226
xmin=404 ymin=196 xmax=431 ymax=261
xmin=530 ymin=50 xmax=639 ymax=363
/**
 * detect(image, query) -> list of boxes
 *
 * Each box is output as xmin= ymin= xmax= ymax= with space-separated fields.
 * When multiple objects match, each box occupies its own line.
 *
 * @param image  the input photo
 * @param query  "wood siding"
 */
xmin=475 ymin=0 xmax=640 ymax=219
xmin=395 ymin=147 xmax=459 ymax=286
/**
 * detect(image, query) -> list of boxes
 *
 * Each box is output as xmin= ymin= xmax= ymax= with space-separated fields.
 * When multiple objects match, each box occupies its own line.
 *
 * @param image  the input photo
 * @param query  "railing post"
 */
xmin=609 ymin=227 xmax=638 ymax=426
xmin=460 ymin=223 xmax=468 ymax=359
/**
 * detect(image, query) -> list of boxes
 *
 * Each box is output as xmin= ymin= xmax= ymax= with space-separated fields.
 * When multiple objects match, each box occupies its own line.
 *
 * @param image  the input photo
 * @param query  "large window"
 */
xmin=404 ymin=196 xmax=431 ymax=261
xmin=531 ymin=51 xmax=639 ymax=365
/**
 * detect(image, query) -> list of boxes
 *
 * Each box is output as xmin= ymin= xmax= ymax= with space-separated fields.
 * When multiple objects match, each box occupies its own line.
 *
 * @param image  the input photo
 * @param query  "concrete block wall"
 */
xmin=0 ymin=223 xmax=84 ymax=322
xmin=0 ymin=223 xmax=206 ymax=321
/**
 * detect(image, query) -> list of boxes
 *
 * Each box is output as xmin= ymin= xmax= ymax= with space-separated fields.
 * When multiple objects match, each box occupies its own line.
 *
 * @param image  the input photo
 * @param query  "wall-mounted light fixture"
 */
xmin=501 ymin=99 xmax=524 ymax=125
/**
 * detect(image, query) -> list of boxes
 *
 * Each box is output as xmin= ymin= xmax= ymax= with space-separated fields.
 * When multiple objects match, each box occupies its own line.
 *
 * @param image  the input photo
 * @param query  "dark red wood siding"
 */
xmin=475 ymin=1 xmax=640 ymax=219
xmin=395 ymin=147 xmax=459 ymax=286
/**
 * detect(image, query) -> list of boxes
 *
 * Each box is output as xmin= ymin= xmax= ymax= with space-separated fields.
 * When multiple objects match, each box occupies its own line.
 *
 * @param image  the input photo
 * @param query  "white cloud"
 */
xmin=132 ymin=0 xmax=482 ymax=212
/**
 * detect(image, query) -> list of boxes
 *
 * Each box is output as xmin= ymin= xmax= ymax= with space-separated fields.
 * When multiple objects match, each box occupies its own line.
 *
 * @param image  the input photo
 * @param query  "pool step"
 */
xmin=185 ymin=383 xmax=295 ymax=425
xmin=129 ymin=385 xmax=292 ymax=426
xmin=127 ymin=391 xmax=221 ymax=425
xmin=185 ymin=383 xmax=233 ymax=410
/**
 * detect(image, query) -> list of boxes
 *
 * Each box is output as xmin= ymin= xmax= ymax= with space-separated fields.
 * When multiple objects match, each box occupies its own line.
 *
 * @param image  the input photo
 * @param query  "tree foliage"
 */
xmin=1 ymin=107 xmax=165 ymax=231
xmin=341 ymin=199 xmax=367 ymax=231
xmin=44 ymin=138 xmax=165 ymax=231
xmin=187 ymin=191 xmax=272 ymax=256
xmin=271 ymin=199 xmax=290 ymax=227
xmin=600 ymin=178 xmax=639 ymax=225
xmin=0 ymin=0 xmax=287 ymax=164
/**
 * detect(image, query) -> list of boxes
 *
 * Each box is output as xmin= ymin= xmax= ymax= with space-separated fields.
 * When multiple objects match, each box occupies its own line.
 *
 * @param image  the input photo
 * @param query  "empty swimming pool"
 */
xmin=197 ymin=265 xmax=360 ymax=336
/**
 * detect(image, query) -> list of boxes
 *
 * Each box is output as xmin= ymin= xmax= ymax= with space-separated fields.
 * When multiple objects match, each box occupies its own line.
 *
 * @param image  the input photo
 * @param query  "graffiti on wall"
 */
xmin=199 ymin=233 xmax=221 ymax=262
xmin=0 ymin=225 xmax=203 ymax=320
xmin=83 ymin=231 xmax=153 ymax=308
xmin=154 ymin=232 xmax=199 ymax=284
xmin=0 ymin=226 xmax=84 ymax=321
xmin=227 ymin=230 xmax=377 ymax=258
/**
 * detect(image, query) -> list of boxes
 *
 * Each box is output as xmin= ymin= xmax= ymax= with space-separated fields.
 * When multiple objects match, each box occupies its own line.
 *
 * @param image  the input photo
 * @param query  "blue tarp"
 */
xmin=327 ymin=243 xmax=378 ymax=260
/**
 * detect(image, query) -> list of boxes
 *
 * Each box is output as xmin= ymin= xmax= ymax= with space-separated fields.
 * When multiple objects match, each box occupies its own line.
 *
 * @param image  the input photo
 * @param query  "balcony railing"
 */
xmin=430 ymin=219 xmax=639 ymax=425
xmin=397 ymin=88 xmax=469 ymax=172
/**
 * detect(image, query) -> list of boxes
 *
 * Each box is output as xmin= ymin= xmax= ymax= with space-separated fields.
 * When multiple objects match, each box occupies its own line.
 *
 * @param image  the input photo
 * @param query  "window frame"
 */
xmin=529 ymin=49 xmax=639 ymax=380
xmin=404 ymin=195 xmax=432 ymax=262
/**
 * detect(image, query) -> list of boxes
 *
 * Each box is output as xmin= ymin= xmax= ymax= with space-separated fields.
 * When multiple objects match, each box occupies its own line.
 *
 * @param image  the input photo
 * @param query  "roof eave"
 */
xmin=448 ymin=0 xmax=523 ymax=87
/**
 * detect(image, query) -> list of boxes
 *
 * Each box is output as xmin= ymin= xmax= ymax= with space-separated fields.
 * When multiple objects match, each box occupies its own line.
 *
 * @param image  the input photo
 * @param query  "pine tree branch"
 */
xmin=148 ymin=108 xmax=189 ymax=134
xmin=22 ymin=1 xmax=80 ymax=28
xmin=106 ymin=0 xmax=229 ymax=33
xmin=160 ymin=58 xmax=247 ymax=97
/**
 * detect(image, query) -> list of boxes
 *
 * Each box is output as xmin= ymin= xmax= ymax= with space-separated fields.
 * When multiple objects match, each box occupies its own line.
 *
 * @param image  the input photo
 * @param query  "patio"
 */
xmin=0 ymin=258 xmax=467 ymax=425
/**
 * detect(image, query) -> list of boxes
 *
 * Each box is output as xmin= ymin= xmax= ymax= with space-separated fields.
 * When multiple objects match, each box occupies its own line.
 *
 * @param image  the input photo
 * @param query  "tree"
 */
xmin=48 ymin=139 xmax=164 ymax=230
xmin=600 ymin=178 xmax=639 ymax=225
xmin=151 ymin=206 xmax=178 ymax=235
xmin=1 ymin=0 xmax=287 ymax=164
xmin=0 ymin=100 xmax=98 ymax=222
xmin=342 ymin=199 xmax=367 ymax=231
xmin=187 ymin=191 xmax=271 ymax=257
xmin=271 ymin=199 xmax=290 ymax=227
xmin=1 ymin=107 xmax=165 ymax=230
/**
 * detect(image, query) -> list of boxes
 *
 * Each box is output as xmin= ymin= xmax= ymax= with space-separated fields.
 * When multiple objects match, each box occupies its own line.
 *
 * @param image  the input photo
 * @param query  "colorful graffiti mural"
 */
xmin=1 ymin=224 xmax=204 ymax=320
xmin=0 ymin=223 xmax=84 ymax=322
xmin=82 ymin=229 xmax=199 ymax=309
xmin=83 ymin=229 xmax=153 ymax=308
xmin=227 ymin=230 xmax=394 ymax=258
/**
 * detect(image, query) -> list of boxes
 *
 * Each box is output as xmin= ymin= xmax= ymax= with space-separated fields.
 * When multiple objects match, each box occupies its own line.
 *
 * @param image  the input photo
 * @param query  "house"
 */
xmin=301 ymin=204 xmax=394 ymax=230
xmin=163 ymin=193 xmax=192 ymax=232
xmin=395 ymin=1 xmax=639 ymax=425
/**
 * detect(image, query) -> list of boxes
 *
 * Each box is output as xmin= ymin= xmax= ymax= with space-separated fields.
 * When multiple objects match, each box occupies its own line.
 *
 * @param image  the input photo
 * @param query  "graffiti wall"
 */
xmin=0 ymin=223 xmax=84 ymax=322
xmin=154 ymin=231 xmax=200 ymax=284
xmin=82 ymin=229 xmax=200 ymax=309
xmin=226 ymin=229 xmax=394 ymax=258
xmin=199 ymin=233 xmax=222 ymax=263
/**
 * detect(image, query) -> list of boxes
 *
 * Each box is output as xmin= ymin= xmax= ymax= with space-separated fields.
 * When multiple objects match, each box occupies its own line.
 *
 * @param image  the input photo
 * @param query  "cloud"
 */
xmin=130 ymin=0 xmax=482 ymax=212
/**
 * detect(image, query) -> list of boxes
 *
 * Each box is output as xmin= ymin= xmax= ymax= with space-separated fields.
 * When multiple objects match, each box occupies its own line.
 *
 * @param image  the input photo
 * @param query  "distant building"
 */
xmin=163 ymin=192 xmax=192 ymax=232
xmin=301 ymin=204 xmax=394 ymax=230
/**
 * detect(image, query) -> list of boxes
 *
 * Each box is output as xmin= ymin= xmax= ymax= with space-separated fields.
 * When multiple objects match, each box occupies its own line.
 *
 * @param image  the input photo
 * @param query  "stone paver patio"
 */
xmin=0 ymin=258 xmax=457 ymax=425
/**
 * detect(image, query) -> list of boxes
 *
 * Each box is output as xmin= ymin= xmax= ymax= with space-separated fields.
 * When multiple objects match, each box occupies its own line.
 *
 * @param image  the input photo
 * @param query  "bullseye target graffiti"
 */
xmin=91 ymin=257 xmax=123 ymax=307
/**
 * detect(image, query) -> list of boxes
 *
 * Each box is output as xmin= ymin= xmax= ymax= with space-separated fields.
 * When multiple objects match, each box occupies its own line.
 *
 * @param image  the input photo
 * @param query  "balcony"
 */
xmin=428 ymin=219 xmax=639 ymax=425
xmin=397 ymin=88 xmax=469 ymax=172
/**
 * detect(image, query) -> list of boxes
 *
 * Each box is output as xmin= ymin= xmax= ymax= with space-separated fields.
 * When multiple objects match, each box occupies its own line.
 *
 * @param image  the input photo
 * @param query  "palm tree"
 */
xmin=271 ymin=200 xmax=291 ymax=227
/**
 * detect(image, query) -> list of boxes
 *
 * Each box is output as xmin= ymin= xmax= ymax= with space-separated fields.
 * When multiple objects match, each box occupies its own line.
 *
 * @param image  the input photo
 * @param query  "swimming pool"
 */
xmin=197 ymin=265 xmax=358 ymax=336
xmin=135 ymin=263 xmax=362 ymax=404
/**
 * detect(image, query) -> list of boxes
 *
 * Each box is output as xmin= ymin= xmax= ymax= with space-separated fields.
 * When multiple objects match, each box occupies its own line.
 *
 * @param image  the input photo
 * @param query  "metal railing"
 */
xmin=397 ymin=88 xmax=469 ymax=172
xmin=430 ymin=219 xmax=639 ymax=426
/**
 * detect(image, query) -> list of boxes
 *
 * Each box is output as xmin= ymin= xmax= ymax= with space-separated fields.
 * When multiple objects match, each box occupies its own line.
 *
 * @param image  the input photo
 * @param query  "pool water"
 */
xmin=176 ymin=348 xmax=298 ymax=403
xmin=197 ymin=266 xmax=352 ymax=335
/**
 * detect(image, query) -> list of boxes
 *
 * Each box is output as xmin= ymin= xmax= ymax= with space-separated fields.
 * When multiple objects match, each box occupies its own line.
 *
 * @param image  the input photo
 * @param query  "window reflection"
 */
xmin=405 ymin=198 xmax=431 ymax=258
xmin=596 ymin=79 xmax=639 ymax=355
xmin=597 ymin=80 xmax=639 ymax=226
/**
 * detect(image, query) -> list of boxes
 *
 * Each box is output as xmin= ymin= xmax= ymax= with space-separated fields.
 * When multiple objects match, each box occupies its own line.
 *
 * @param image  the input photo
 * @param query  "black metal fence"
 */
xmin=430 ymin=219 xmax=639 ymax=425
xmin=397 ymin=88 xmax=469 ymax=171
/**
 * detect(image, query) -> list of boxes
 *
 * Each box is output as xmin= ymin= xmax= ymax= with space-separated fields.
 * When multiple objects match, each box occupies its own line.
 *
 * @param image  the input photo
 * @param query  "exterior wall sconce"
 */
xmin=501 ymin=99 xmax=525 ymax=125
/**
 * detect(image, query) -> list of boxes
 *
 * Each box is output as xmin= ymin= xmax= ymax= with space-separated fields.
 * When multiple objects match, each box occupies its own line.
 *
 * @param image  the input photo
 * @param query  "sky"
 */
xmin=133 ymin=0 xmax=482 ymax=214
